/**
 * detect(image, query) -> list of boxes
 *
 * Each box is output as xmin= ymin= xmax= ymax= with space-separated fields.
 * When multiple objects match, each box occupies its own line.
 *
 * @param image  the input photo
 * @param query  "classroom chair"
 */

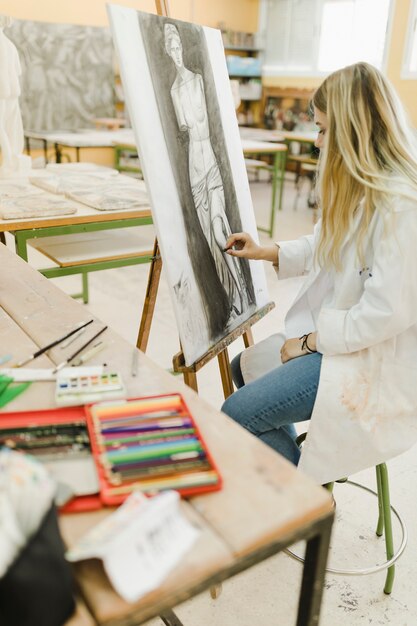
xmin=244 ymin=149 xmax=287 ymax=238
xmin=287 ymin=154 xmax=318 ymax=210
xmin=286 ymin=432 xmax=408 ymax=595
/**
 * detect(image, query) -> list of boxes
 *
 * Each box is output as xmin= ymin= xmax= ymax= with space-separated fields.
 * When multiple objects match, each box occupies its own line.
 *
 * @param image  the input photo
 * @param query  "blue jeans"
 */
xmin=222 ymin=351 xmax=322 ymax=465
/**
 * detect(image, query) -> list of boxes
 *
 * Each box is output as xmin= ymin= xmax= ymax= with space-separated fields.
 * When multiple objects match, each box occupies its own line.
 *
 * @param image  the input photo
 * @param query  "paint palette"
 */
xmin=55 ymin=372 xmax=126 ymax=406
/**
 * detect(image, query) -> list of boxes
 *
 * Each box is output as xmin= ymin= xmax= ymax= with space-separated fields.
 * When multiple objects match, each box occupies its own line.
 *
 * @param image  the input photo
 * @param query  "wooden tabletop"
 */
xmin=25 ymin=129 xmax=135 ymax=149
xmin=0 ymin=178 xmax=151 ymax=233
xmin=281 ymin=130 xmax=317 ymax=144
xmin=112 ymin=134 xmax=289 ymax=156
xmin=0 ymin=245 xmax=333 ymax=625
xmin=239 ymin=126 xmax=285 ymax=143
xmin=241 ymin=139 xmax=288 ymax=154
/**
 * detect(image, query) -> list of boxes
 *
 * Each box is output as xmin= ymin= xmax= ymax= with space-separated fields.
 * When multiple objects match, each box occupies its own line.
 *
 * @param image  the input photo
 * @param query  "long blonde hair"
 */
xmin=313 ymin=62 xmax=417 ymax=269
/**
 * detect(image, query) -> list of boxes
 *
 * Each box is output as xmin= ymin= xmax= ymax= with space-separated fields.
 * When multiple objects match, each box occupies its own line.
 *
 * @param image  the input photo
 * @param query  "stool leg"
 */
xmin=378 ymin=463 xmax=395 ymax=594
xmin=375 ymin=465 xmax=384 ymax=537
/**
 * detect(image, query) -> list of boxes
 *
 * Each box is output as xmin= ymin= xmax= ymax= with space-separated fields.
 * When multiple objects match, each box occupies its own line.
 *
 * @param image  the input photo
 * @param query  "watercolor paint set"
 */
xmin=55 ymin=371 xmax=125 ymax=406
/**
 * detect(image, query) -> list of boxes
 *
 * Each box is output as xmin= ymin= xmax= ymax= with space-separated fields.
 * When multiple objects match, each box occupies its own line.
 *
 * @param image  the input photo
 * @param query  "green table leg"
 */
xmin=267 ymin=150 xmax=287 ymax=238
xmin=14 ymin=232 xmax=29 ymax=261
xmin=81 ymin=272 xmax=89 ymax=304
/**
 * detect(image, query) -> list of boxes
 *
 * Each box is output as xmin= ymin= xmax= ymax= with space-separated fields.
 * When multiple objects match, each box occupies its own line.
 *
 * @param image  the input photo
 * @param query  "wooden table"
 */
xmin=239 ymin=126 xmax=285 ymax=143
xmin=25 ymin=130 xmax=135 ymax=164
xmin=0 ymin=244 xmax=334 ymax=626
xmin=0 ymin=175 xmax=154 ymax=304
xmin=241 ymin=139 xmax=288 ymax=237
xmin=281 ymin=131 xmax=317 ymax=145
xmin=113 ymin=136 xmax=288 ymax=239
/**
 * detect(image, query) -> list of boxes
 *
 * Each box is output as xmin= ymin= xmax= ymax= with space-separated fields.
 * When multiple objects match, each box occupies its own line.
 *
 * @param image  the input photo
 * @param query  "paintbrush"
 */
xmin=14 ymin=320 xmax=94 ymax=368
xmin=52 ymin=326 xmax=108 ymax=373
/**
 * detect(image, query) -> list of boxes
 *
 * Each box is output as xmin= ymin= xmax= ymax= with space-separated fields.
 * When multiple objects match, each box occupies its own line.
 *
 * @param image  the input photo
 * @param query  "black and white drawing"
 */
xmin=8 ymin=19 xmax=114 ymax=131
xmin=109 ymin=6 xmax=269 ymax=365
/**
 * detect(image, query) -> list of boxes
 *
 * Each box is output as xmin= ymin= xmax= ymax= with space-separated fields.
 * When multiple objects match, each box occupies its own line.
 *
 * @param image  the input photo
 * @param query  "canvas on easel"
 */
xmin=108 ymin=5 xmax=270 ymax=367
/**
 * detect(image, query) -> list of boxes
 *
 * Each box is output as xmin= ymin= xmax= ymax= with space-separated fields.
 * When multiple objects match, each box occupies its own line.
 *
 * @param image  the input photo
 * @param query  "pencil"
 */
xmin=53 ymin=326 xmax=108 ymax=373
xmin=98 ymin=410 xmax=182 ymax=427
xmin=104 ymin=433 xmax=198 ymax=451
xmin=108 ymin=461 xmax=212 ymax=485
xmin=104 ymin=440 xmax=203 ymax=463
xmin=131 ymin=350 xmax=139 ymax=377
xmin=105 ymin=470 xmax=219 ymax=495
xmin=93 ymin=394 xmax=182 ymax=418
xmin=100 ymin=418 xmax=193 ymax=434
xmin=101 ymin=428 xmax=195 ymax=445
xmin=107 ymin=451 xmax=207 ymax=472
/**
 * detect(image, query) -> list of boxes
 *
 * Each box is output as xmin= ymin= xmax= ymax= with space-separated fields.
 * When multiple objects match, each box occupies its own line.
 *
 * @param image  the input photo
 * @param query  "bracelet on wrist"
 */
xmin=299 ymin=333 xmax=317 ymax=354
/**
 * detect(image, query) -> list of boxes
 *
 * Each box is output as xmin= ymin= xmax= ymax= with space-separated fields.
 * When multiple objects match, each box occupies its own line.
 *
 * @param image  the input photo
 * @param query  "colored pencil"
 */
xmin=107 ymin=461 xmax=212 ymax=485
xmin=104 ymin=470 xmax=220 ymax=495
xmin=97 ymin=410 xmax=184 ymax=428
xmin=100 ymin=418 xmax=193 ymax=435
xmin=103 ymin=433 xmax=198 ymax=452
xmin=104 ymin=440 xmax=203 ymax=464
xmin=90 ymin=393 xmax=220 ymax=498
xmin=94 ymin=394 xmax=182 ymax=418
xmin=107 ymin=451 xmax=207 ymax=473
xmin=101 ymin=427 xmax=195 ymax=445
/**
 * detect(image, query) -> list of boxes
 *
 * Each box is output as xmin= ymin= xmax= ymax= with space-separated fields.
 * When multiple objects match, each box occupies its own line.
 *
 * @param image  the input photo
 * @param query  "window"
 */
xmin=403 ymin=0 xmax=417 ymax=77
xmin=261 ymin=0 xmax=392 ymax=76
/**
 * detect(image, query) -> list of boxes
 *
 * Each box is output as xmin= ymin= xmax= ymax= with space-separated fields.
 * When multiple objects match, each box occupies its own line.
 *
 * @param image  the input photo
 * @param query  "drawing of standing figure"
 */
xmin=164 ymin=23 xmax=248 ymax=320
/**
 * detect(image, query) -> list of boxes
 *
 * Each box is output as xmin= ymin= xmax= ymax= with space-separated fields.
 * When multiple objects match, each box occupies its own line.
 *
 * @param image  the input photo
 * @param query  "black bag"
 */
xmin=0 ymin=504 xmax=75 ymax=626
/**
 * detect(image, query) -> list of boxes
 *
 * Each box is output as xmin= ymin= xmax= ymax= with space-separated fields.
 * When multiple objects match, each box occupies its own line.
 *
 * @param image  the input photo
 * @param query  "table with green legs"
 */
xmin=0 ymin=183 xmax=155 ymax=304
xmin=113 ymin=138 xmax=288 ymax=240
xmin=241 ymin=139 xmax=288 ymax=238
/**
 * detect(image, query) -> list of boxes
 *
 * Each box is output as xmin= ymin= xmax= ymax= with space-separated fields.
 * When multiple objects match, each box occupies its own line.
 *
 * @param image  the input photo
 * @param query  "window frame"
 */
xmin=259 ymin=0 xmax=395 ymax=78
xmin=402 ymin=0 xmax=417 ymax=79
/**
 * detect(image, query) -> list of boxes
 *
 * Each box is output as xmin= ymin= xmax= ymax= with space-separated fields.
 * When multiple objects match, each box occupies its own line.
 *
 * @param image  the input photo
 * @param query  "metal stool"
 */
xmin=286 ymin=434 xmax=408 ymax=594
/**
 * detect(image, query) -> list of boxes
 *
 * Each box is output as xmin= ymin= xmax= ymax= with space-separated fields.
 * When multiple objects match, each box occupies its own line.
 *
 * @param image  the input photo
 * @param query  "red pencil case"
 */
xmin=0 ymin=405 xmax=102 ymax=514
xmin=0 ymin=393 xmax=222 ymax=511
xmin=85 ymin=392 xmax=223 ymax=506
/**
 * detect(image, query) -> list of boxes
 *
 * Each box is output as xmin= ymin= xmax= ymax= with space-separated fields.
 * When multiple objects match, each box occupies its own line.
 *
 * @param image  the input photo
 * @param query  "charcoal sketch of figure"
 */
xmin=164 ymin=23 xmax=249 ymax=322
xmin=173 ymin=271 xmax=207 ymax=345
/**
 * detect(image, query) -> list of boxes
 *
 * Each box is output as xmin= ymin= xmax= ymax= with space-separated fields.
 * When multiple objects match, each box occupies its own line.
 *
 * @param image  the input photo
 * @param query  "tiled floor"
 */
xmin=19 ymin=173 xmax=417 ymax=625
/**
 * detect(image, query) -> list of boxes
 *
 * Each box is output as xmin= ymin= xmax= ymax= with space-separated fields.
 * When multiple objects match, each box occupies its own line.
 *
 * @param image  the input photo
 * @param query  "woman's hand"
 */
xmin=280 ymin=332 xmax=318 ymax=363
xmin=224 ymin=232 xmax=278 ymax=263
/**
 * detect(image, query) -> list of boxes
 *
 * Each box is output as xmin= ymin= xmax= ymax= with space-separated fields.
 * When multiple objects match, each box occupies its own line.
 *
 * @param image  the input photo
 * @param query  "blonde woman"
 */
xmin=222 ymin=62 xmax=417 ymax=485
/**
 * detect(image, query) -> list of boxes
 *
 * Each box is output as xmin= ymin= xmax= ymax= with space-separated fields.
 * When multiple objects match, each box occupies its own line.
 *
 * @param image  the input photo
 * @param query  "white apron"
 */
xmin=241 ymin=196 xmax=417 ymax=484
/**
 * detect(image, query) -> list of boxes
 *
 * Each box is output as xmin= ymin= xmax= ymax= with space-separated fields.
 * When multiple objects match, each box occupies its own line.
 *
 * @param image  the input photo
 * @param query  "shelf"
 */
xmin=229 ymin=73 xmax=262 ymax=79
xmin=224 ymin=45 xmax=262 ymax=52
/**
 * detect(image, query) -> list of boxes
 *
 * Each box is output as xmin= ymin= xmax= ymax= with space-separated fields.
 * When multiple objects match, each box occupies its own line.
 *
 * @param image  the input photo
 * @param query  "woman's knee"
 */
xmin=221 ymin=388 xmax=248 ymax=427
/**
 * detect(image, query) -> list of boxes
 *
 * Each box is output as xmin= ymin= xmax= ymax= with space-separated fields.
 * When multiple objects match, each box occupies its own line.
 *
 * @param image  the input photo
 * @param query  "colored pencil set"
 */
xmin=86 ymin=393 xmax=222 ymax=503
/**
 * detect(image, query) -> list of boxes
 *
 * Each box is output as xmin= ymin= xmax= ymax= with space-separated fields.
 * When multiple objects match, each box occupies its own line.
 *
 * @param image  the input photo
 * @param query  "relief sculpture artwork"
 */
xmin=108 ymin=6 xmax=269 ymax=365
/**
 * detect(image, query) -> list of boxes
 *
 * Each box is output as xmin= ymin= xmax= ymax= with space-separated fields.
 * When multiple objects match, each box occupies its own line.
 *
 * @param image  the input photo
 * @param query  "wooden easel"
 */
xmin=136 ymin=0 xmax=274 ymax=400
